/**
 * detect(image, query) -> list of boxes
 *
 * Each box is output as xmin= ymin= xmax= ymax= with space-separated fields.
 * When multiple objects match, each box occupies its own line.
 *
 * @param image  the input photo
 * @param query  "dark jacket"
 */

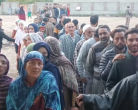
xmin=106 ymin=51 xmax=137 ymax=91
xmin=99 ymin=46 xmax=126 ymax=81
xmin=83 ymin=71 xmax=138 ymax=110
xmin=0 ymin=29 xmax=15 ymax=51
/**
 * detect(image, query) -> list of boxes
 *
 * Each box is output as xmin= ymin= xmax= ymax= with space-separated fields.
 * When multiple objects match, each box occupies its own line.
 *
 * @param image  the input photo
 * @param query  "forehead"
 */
xmin=98 ymin=28 xmax=109 ymax=33
xmin=27 ymin=59 xmax=42 ymax=63
xmin=127 ymin=33 xmax=138 ymax=39
xmin=38 ymin=47 xmax=47 ymax=51
xmin=114 ymin=31 xmax=125 ymax=37
xmin=68 ymin=23 xmax=74 ymax=27
xmin=0 ymin=56 xmax=7 ymax=62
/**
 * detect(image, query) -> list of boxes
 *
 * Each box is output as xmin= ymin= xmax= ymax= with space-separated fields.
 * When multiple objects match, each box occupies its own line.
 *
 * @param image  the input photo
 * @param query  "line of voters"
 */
xmin=0 ymin=13 xmax=138 ymax=110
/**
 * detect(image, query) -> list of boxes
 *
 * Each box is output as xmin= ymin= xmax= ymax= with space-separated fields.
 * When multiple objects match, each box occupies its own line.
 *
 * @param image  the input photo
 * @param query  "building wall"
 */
xmin=0 ymin=1 xmax=138 ymax=16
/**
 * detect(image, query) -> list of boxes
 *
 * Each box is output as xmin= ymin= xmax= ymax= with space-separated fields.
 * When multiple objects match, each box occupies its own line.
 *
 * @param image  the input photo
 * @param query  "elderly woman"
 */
xmin=6 ymin=51 xmax=61 ymax=110
xmin=45 ymin=36 xmax=78 ymax=110
xmin=0 ymin=54 xmax=12 ymax=110
xmin=33 ymin=42 xmax=64 ymax=110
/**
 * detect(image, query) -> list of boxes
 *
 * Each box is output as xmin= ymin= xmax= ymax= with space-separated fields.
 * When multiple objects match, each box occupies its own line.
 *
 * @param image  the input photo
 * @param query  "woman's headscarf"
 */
xmin=33 ymin=42 xmax=51 ymax=58
xmin=0 ymin=54 xmax=9 ymax=75
xmin=19 ymin=6 xmax=25 ymax=14
xmin=28 ymin=23 xmax=39 ymax=33
xmin=26 ymin=43 xmax=35 ymax=53
xmin=20 ymin=51 xmax=44 ymax=76
xmin=44 ymin=36 xmax=70 ymax=65
xmin=0 ymin=54 xmax=12 ymax=110
xmin=30 ymin=33 xmax=43 ymax=43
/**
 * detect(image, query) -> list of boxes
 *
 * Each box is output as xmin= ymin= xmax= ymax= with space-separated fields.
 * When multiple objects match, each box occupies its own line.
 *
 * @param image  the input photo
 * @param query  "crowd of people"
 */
xmin=0 ymin=4 xmax=138 ymax=110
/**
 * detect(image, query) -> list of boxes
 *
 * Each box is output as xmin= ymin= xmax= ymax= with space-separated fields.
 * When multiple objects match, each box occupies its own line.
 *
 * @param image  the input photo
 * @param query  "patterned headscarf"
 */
xmin=20 ymin=51 xmax=44 ymax=76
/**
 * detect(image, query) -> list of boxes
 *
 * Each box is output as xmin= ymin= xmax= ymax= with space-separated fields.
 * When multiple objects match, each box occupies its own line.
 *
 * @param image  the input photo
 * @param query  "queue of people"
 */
xmin=0 ymin=11 xmax=138 ymax=110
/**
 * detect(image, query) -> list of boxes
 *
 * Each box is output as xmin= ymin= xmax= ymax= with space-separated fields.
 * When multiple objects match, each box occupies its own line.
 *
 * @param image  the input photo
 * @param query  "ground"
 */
xmin=1 ymin=15 xmax=138 ymax=79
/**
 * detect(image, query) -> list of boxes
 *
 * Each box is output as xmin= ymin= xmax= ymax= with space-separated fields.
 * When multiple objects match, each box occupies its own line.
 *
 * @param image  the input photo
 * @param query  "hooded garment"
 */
xmin=0 ymin=54 xmax=12 ymax=110
xmin=33 ymin=42 xmax=64 ymax=110
xmin=45 ymin=37 xmax=78 ymax=92
xmin=6 ymin=51 xmax=61 ymax=110
xmin=28 ymin=23 xmax=39 ymax=33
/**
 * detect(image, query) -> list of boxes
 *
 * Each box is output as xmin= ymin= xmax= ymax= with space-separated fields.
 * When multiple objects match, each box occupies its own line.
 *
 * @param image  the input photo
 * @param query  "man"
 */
xmin=76 ymin=71 xmax=138 ymax=110
xmin=90 ymin=15 xmax=99 ymax=27
xmin=74 ymin=25 xmax=95 ymax=93
xmin=106 ymin=28 xmax=138 ymax=91
xmin=99 ymin=28 xmax=126 ymax=82
xmin=86 ymin=25 xmax=113 ymax=94
xmin=0 ymin=18 xmax=15 ymax=53
xmin=125 ymin=6 xmax=132 ymax=27
xmin=76 ymin=15 xmax=99 ymax=86
xmin=59 ymin=22 xmax=80 ymax=64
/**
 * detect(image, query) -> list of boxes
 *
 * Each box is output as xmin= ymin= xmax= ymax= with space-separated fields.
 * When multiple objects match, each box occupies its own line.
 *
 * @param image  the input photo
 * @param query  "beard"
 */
xmin=115 ymin=44 xmax=125 ymax=50
xmin=127 ymin=45 xmax=138 ymax=53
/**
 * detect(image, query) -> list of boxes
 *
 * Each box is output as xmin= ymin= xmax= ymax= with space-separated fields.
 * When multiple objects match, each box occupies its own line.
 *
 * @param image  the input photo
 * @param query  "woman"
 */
xmin=28 ymin=23 xmax=39 ymax=33
xmin=18 ymin=6 xmax=26 ymax=21
xmin=33 ymin=42 xmax=64 ymax=110
xmin=45 ymin=36 xmax=78 ymax=110
xmin=0 ymin=54 xmax=12 ymax=110
xmin=6 ymin=51 xmax=61 ymax=110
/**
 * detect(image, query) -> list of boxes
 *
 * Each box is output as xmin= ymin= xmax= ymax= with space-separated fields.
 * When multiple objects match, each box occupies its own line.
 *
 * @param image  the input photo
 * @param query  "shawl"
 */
xmin=28 ymin=23 xmax=39 ymax=33
xmin=6 ymin=51 xmax=61 ymax=110
xmin=0 ymin=54 xmax=12 ymax=110
xmin=45 ymin=37 xmax=78 ymax=92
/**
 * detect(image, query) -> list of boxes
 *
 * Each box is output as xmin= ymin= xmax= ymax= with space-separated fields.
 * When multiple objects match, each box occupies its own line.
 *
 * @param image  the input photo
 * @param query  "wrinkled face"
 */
xmin=38 ymin=47 xmax=48 ymax=57
xmin=28 ymin=25 xmax=35 ymax=33
xmin=26 ymin=35 xmax=32 ymax=46
xmin=67 ymin=23 xmax=75 ymax=35
xmin=25 ymin=59 xmax=43 ymax=80
xmin=126 ymin=33 xmax=138 ymax=53
xmin=98 ymin=28 xmax=110 ymax=41
xmin=84 ymin=27 xmax=95 ymax=40
xmin=113 ymin=31 xmax=126 ymax=50
xmin=0 ymin=56 xmax=8 ymax=76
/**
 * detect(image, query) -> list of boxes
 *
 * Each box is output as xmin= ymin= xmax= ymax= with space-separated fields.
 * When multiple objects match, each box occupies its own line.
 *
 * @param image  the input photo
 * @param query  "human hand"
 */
xmin=112 ymin=54 xmax=125 ymax=62
xmin=76 ymin=94 xmax=84 ymax=107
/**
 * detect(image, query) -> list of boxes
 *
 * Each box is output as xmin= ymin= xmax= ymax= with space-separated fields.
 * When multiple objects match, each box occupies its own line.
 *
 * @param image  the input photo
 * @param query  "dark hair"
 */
xmin=90 ymin=15 xmax=99 ymax=25
xmin=43 ymin=17 xmax=49 ymax=22
xmin=63 ymin=18 xmax=71 ymax=26
xmin=98 ymin=25 xmax=111 ymax=33
xmin=72 ymin=19 xmax=78 ymax=26
xmin=80 ymin=23 xmax=86 ymax=29
xmin=110 ymin=28 xmax=125 ymax=39
xmin=0 ymin=18 xmax=2 ymax=21
xmin=116 ymin=25 xmax=128 ymax=30
xmin=125 ymin=28 xmax=138 ymax=39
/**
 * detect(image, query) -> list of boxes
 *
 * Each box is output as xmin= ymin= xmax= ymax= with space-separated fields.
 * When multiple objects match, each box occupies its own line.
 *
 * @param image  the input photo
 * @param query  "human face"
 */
xmin=38 ymin=47 xmax=48 ymax=57
xmin=84 ymin=27 xmax=95 ymax=40
xmin=24 ymin=27 xmax=29 ymax=33
xmin=26 ymin=35 xmax=32 ymax=46
xmin=25 ymin=59 xmax=43 ymax=80
xmin=113 ymin=32 xmax=126 ymax=50
xmin=98 ymin=28 xmax=110 ymax=41
xmin=19 ymin=23 xmax=24 ymax=30
xmin=126 ymin=33 xmax=138 ymax=54
xmin=0 ymin=56 xmax=8 ymax=76
xmin=28 ymin=25 xmax=35 ymax=33
xmin=67 ymin=23 xmax=75 ymax=35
